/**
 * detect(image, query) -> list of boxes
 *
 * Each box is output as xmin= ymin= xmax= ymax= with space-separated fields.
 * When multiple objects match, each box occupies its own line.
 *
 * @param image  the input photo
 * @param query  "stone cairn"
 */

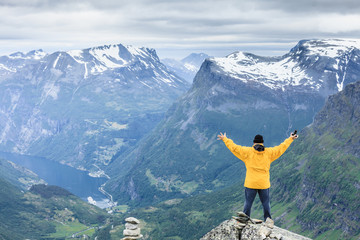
xmin=121 ymin=217 xmax=143 ymax=240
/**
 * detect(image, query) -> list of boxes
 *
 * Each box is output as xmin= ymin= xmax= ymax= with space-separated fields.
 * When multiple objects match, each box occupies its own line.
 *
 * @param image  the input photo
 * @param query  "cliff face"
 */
xmin=201 ymin=218 xmax=312 ymax=240
xmin=269 ymin=80 xmax=360 ymax=239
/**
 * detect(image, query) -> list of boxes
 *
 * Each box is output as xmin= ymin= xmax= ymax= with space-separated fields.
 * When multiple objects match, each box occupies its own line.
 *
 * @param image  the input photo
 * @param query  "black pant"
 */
xmin=243 ymin=187 xmax=272 ymax=221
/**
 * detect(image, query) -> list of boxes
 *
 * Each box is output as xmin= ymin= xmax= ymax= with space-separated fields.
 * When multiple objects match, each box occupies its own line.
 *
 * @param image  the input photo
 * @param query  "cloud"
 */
xmin=255 ymin=0 xmax=360 ymax=14
xmin=0 ymin=0 xmax=359 ymax=59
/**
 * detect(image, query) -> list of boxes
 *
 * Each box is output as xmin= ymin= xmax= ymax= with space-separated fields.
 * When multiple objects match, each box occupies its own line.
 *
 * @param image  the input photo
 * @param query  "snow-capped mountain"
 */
xmin=0 ymin=49 xmax=47 ymax=77
xmin=106 ymin=39 xmax=360 ymax=206
xmin=162 ymin=53 xmax=210 ymax=83
xmin=212 ymin=39 xmax=360 ymax=93
xmin=0 ymin=44 xmax=190 ymax=174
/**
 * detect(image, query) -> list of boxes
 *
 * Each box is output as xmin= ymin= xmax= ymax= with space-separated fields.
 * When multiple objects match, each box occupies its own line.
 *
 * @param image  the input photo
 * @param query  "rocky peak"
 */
xmin=201 ymin=212 xmax=312 ymax=240
xmin=8 ymin=49 xmax=47 ymax=60
xmin=181 ymin=53 xmax=210 ymax=67
xmin=289 ymin=39 xmax=360 ymax=58
xmin=203 ymin=39 xmax=360 ymax=94
xmin=0 ymin=49 xmax=47 ymax=76
xmin=65 ymin=44 xmax=165 ymax=76
xmin=162 ymin=53 xmax=210 ymax=83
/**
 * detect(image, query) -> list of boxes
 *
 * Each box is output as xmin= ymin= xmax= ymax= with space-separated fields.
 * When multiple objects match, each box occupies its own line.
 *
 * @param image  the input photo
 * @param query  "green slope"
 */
xmin=0 ymin=157 xmax=45 ymax=190
xmin=0 ymin=178 xmax=55 ymax=239
xmin=270 ymin=80 xmax=360 ymax=239
xmin=0 ymin=180 xmax=110 ymax=239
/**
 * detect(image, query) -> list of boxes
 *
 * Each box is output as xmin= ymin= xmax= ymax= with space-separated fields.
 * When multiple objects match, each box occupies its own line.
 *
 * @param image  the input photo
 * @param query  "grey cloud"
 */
xmin=0 ymin=0 xmax=359 ymax=59
xmin=0 ymin=0 xmax=72 ymax=8
xmin=2 ymin=0 xmax=359 ymax=13
xmin=137 ymin=16 xmax=264 ymax=27
xmin=255 ymin=0 xmax=360 ymax=13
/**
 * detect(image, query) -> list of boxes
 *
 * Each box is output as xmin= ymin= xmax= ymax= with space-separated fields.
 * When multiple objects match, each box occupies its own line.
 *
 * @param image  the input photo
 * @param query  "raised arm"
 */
xmin=218 ymin=132 xmax=250 ymax=162
xmin=268 ymin=132 xmax=298 ymax=162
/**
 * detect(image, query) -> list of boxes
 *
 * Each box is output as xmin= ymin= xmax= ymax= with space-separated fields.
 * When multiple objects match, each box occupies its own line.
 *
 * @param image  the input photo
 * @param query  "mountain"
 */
xmin=162 ymin=53 xmax=210 ymax=83
xmin=269 ymin=80 xmax=360 ymax=239
xmin=0 ymin=176 xmax=49 ymax=240
xmin=0 ymin=179 xmax=110 ymax=239
xmin=105 ymin=39 xmax=360 ymax=206
xmin=0 ymin=44 xmax=190 ymax=175
xmin=0 ymin=157 xmax=45 ymax=190
xmin=107 ymin=80 xmax=360 ymax=240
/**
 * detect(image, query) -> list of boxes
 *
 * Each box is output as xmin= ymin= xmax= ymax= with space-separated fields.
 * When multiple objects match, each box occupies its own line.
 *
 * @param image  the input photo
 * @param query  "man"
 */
xmin=217 ymin=132 xmax=298 ymax=227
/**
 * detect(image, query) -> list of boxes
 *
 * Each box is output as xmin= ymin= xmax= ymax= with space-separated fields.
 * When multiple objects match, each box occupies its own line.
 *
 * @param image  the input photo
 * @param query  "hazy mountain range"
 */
xmin=162 ymin=53 xmax=210 ymax=83
xmin=0 ymin=44 xmax=190 ymax=175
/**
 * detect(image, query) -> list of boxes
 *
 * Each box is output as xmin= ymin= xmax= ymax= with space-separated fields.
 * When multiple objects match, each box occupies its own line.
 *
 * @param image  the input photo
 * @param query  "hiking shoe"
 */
xmin=232 ymin=216 xmax=249 ymax=224
xmin=251 ymin=218 xmax=263 ymax=224
xmin=265 ymin=218 xmax=274 ymax=229
xmin=237 ymin=212 xmax=249 ymax=218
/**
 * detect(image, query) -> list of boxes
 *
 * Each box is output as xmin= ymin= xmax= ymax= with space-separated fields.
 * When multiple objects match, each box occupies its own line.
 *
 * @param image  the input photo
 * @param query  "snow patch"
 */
xmin=126 ymin=45 xmax=148 ymax=57
xmin=103 ymin=120 xmax=128 ymax=130
xmin=140 ymin=81 xmax=153 ymax=88
xmin=214 ymin=55 xmax=310 ymax=90
xmin=302 ymin=39 xmax=360 ymax=58
xmin=67 ymin=50 xmax=84 ymax=62
xmin=32 ymin=50 xmax=47 ymax=60
xmin=184 ymin=63 xmax=197 ymax=72
xmin=89 ymin=45 xmax=128 ymax=71
xmin=0 ymin=63 xmax=17 ymax=72
xmin=53 ymin=53 xmax=61 ymax=68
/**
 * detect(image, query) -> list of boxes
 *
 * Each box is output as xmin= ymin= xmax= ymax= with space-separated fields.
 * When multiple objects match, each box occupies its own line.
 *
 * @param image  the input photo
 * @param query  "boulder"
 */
xmin=125 ymin=217 xmax=140 ymax=224
xmin=125 ymin=223 xmax=138 ymax=230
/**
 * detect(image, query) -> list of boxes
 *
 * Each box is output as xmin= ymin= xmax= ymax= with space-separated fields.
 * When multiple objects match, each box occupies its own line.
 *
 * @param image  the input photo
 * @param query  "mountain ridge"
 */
xmin=0 ymin=43 xmax=190 ymax=174
xmin=162 ymin=52 xmax=210 ymax=83
xmin=206 ymin=38 xmax=360 ymax=93
xmin=106 ymin=39 xmax=360 ymax=208
xmin=269 ymin=80 xmax=360 ymax=239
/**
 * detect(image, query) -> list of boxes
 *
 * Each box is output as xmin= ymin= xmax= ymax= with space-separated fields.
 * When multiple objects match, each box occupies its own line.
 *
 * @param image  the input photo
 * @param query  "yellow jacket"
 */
xmin=222 ymin=136 xmax=294 ymax=189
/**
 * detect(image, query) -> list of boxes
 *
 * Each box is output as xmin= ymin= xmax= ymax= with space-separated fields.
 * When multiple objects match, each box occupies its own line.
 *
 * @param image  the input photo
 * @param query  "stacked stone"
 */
xmin=121 ymin=217 xmax=143 ymax=240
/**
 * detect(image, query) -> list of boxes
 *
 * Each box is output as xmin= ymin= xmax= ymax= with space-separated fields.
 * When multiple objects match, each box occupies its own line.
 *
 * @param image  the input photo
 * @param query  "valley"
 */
xmin=0 ymin=39 xmax=359 ymax=239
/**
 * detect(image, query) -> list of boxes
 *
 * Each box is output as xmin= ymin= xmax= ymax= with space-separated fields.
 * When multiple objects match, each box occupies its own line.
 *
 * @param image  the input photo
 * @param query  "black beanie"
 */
xmin=253 ymin=134 xmax=264 ymax=143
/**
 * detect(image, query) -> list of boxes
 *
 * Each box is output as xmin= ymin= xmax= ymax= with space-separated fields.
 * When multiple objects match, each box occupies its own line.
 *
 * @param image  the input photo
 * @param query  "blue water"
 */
xmin=0 ymin=152 xmax=108 ymax=203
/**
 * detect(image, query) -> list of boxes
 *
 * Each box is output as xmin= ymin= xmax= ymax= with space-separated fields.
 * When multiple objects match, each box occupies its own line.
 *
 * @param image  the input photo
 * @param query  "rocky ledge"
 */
xmin=200 ymin=212 xmax=312 ymax=240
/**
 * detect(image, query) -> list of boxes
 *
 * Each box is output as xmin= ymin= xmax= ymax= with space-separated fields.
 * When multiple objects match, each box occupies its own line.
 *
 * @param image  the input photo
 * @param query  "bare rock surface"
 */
xmin=201 ymin=213 xmax=312 ymax=240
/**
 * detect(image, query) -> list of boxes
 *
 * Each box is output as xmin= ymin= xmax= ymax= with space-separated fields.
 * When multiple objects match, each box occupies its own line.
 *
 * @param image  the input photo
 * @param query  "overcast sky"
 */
xmin=1 ymin=0 xmax=360 ymax=59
